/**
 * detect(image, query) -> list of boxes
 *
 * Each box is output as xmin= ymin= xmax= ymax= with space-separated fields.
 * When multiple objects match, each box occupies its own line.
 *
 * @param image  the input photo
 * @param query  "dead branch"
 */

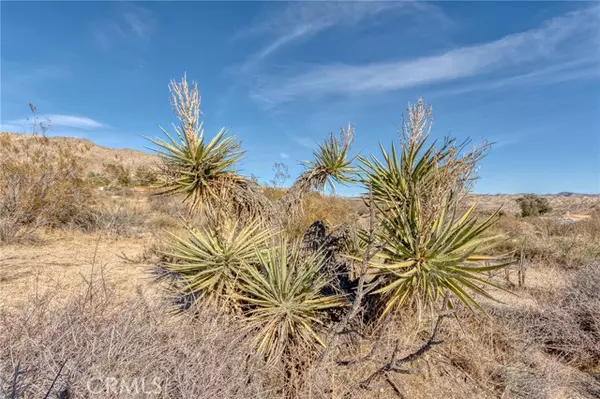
xmin=321 ymin=186 xmax=377 ymax=364
xmin=360 ymin=310 xmax=452 ymax=390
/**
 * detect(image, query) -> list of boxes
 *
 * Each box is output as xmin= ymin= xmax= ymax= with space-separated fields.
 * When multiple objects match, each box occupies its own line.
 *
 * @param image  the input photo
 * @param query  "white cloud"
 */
xmin=251 ymin=6 xmax=600 ymax=105
xmin=429 ymin=58 xmax=600 ymax=98
xmin=48 ymin=115 xmax=106 ymax=129
xmin=237 ymin=1 xmax=450 ymax=70
xmin=93 ymin=3 xmax=156 ymax=49
xmin=5 ymin=114 xmax=106 ymax=131
xmin=280 ymin=152 xmax=290 ymax=159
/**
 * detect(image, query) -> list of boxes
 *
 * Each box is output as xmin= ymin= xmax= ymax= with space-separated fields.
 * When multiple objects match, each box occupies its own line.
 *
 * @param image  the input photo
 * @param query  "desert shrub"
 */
xmin=0 ymin=134 xmax=94 ymax=243
xmin=76 ymin=201 xmax=146 ymax=237
xmin=148 ymin=194 xmax=191 ymax=220
xmin=86 ymin=171 xmax=111 ymax=187
xmin=576 ymin=208 xmax=600 ymax=236
xmin=263 ymin=187 xmax=286 ymax=201
xmin=145 ymin=214 xmax=180 ymax=231
xmin=0 ymin=285 xmax=270 ymax=398
xmin=285 ymin=192 xmax=351 ymax=238
xmin=508 ymin=263 xmax=600 ymax=374
xmin=270 ymin=162 xmax=290 ymax=188
xmin=516 ymin=194 xmax=552 ymax=217
xmin=493 ymin=215 xmax=600 ymax=269
xmin=103 ymin=163 xmax=132 ymax=187
xmin=134 ymin=166 xmax=159 ymax=186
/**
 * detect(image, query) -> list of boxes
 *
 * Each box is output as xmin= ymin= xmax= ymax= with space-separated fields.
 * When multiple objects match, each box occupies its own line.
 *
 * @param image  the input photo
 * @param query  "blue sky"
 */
xmin=1 ymin=1 xmax=599 ymax=194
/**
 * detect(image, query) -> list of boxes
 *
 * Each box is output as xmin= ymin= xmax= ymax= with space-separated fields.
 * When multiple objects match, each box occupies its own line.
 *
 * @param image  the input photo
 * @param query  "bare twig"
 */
xmin=384 ymin=372 xmax=407 ymax=398
xmin=321 ymin=186 xmax=377 ymax=363
xmin=43 ymin=359 xmax=67 ymax=399
xmin=360 ymin=309 xmax=453 ymax=390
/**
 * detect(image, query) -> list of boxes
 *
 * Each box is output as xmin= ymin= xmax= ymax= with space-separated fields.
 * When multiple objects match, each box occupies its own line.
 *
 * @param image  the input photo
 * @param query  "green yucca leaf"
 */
xmin=234 ymin=240 xmax=345 ymax=364
xmin=161 ymin=218 xmax=272 ymax=308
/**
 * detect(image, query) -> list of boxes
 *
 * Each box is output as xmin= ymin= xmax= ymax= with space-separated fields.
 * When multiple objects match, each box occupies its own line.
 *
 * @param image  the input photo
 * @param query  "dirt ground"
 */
xmin=0 ymin=231 xmax=157 ymax=311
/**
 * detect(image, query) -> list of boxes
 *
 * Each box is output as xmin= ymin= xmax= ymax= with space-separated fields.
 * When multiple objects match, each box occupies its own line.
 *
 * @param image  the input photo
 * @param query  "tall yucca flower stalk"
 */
xmin=234 ymin=240 xmax=345 ymax=364
xmin=360 ymin=99 xmax=511 ymax=316
xmin=147 ymin=74 xmax=244 ymax=212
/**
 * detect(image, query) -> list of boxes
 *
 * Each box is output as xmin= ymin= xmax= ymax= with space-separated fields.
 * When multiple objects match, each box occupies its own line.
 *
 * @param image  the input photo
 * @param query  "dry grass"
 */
xmin=3 ymin=272 xmax=598 ymax=398
xmin=488 ymin=211 xmax=600 ymax=270
xmin=0 ymin=283 xmax=272 ymax=398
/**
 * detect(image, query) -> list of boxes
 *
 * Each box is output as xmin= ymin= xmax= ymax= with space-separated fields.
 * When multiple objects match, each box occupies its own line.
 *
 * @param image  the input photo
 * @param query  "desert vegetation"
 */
xmin=1 ymin=75 xmax=599 ymax=398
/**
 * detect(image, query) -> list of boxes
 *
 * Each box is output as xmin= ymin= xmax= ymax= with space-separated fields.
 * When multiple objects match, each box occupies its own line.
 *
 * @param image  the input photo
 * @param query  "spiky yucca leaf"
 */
xmin=161 ymin=218 xmax=272 ymax=308
xmin=370 ymin=201 xmax=511 ymax=316
xmin=234 ymin=240 xmax=345 ymax=364
xmin=359 ymin=137 xmax=483 ymax=211
xmin=149 ymin=128 xmax=243 ymax=211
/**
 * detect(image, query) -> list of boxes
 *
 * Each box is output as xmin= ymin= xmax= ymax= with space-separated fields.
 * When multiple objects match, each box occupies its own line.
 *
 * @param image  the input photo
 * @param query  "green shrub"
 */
xmin=103 ymin=163 xmax=132 ymax=187
xmin=516 ymin=194 xmax=552 ymax=217
xmin=135 ymin=166 xmax=159 ymax=186
xmin=86 ymin=171 xmax=111 ymax=187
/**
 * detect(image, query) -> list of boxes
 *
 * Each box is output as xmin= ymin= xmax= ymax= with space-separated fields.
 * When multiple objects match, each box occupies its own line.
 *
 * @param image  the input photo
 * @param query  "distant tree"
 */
xmin=270 ymin=162 xmax=290 ymax=188
xmin=249 ymin=173 xmax=260 ymax=185
xmin=516 ymin=194 xmax=552 ymax=217
xmin=27 ymin=102 xmax=51 ymax=137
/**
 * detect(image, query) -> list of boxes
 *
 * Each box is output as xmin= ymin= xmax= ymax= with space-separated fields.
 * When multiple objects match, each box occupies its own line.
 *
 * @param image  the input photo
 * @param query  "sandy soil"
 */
xmin=0 ymin=231 xmax=156 ymax=311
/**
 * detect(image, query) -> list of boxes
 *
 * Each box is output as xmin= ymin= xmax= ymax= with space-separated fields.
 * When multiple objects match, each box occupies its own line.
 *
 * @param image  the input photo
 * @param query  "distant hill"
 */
xmin=0 ymin=132 xmax=157 ymax=174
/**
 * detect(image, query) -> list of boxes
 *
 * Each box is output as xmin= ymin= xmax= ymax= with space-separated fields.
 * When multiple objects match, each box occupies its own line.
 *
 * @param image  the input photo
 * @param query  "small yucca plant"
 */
xmin=234 ymin=240 xmax=345 ymax=364
xmin=300 ymin=125 xmax=357 ymax=193
xmin=161 ymin=218 xmax=272 ymax=308
xmin=276 ymin=126 xmax=357 ymax=224
xmin=360 ymin=99 xmax=511 ymax=316
xmin=148 ymin=75 xmax=244 ymax=211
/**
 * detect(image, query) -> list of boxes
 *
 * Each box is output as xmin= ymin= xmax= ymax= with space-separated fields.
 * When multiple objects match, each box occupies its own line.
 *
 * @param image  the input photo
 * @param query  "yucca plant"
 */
xmin=359 ymin=99 xmax=511 ymax=316
xmin=147 ymin=75 xmax=244 ymax=211
xmin=370 ymin=201 xmax=510 ymax=316
xmin=275 ymin=126 xmax=357 ymax=226
xmin=161 ymin=218 xmax=272 ymax=308
xmin=234 ymin=240 xmax=345 ymax=364
xmin=299 ymin=125 xmax=357 ymax=192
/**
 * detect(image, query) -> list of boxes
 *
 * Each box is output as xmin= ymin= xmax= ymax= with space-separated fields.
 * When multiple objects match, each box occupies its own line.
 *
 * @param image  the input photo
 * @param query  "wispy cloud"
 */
xmin=290 ymin=135 xmax=316 ymax=150
xmin=279 ymin=152 xmax=290 ymax=159
xmin=5 ymin=114 xmax=106 ymax=131
xmin=236 ymin=1 xmax=450 ymax=70
xmin=92 ymin=3 xmax=156 ymax=50
xmin=429 ymin=58 xmax=600 ymax=98
xmin=251 ymin=6 xmax=599 ymax=105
